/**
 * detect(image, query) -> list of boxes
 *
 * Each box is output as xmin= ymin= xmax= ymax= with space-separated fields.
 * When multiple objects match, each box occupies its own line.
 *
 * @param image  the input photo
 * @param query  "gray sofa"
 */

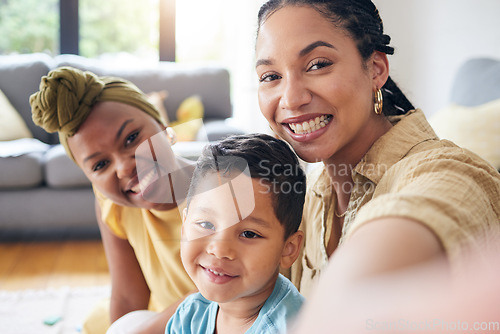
xmin=0 ymin=53 xmax=243 ymax=239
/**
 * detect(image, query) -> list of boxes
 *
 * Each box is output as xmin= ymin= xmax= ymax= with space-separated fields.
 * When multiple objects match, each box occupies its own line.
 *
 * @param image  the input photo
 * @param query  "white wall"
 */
xmin=375 ymin=0 xmax=500 ymax=116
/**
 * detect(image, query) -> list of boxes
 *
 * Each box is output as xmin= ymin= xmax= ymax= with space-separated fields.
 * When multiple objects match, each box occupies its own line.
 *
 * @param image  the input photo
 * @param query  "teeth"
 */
xmin=208 ymin=268 xmax=225 ymax=276
xmin=288 ymin=115 xmax=332 ymax=134
xmin=130 ymin=169 xmax=156 ymax=193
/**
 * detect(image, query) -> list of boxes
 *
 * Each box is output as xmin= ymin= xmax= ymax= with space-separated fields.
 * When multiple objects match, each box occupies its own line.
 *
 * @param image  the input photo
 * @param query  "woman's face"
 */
xmin=256 ymin=6 xmax=386 ymax=164
xmin=67 ymin=101 xmax=177 ymax=211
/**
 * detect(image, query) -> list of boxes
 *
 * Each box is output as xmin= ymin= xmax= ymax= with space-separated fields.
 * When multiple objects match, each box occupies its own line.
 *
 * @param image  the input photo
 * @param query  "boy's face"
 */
xmin=181 ymin=172 xmax=289 ymax=304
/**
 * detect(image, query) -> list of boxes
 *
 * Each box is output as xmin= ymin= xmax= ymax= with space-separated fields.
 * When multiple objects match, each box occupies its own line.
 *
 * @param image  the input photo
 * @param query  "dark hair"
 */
xmin=187 ymin=133 xmax=306 ymax=239
xmin=257 ymin=0 xmax=415 ymax=116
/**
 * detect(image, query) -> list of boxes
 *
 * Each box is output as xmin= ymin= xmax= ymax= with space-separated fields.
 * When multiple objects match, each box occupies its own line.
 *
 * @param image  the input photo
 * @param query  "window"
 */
xmin=0 ymin=0 xmax=59 ymax=55
xmin=79 ymin=0 xmax=159 ymax=60
xmin=0 ymin=0 xmax=267 ymax=131
xmin=0 ymin=0 xmax=162 ymax=60
xmin=175 ymin=0 xmax=267 ymax=132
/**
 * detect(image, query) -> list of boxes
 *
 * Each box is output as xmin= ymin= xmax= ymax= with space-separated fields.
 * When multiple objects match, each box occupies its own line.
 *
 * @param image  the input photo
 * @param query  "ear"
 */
xmin=371 ymin=51 xmax=390 ymax=90
xmin=280 ymin=230 xmax=304 ymax=269
xmin=181 ymin=207 xmax=188 ymax=237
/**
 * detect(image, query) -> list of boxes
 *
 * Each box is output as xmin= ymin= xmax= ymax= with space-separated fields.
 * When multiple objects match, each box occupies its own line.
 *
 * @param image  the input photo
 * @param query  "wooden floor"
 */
xmin=0 ymin=239 xmax=110 ymax=290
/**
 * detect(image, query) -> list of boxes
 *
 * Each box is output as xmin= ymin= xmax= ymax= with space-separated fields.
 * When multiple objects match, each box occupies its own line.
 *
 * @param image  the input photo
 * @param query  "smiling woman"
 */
xmin=254 ymin=1 xmax=500 ymax=328
xmin=29 ymin=66 xmax=197 ymax=334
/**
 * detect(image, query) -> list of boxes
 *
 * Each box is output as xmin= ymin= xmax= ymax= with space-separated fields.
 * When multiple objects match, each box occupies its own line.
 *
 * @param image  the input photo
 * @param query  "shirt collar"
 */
xmin=354 ymin=109 xmax=439 ymax=184
xmin=310 ymin=109 xmax=439 ymax=195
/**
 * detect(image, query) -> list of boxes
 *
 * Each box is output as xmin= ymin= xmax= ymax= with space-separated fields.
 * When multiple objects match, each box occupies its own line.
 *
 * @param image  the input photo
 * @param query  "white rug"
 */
xmin=0 ymin=285 xmax=110 ymax=334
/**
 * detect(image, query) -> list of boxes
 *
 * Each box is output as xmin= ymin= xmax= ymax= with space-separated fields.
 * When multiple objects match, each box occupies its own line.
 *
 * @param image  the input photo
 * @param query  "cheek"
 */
xmin=180 ymin=241 xmax=195 ymax=269
xmin=246 ymin=244 xmax=282 ymax=270
xmin=258 ymin=88 xmax=278 ymax=122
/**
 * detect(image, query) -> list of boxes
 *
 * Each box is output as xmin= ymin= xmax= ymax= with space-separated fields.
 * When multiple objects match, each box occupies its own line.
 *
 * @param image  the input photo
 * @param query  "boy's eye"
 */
xmin=126 ymin=131 xmax=139 ymax=146
xmin=196 ymin=221 xmax=215 ymax=231
xmin=241 ymin=231 xmax=261 ymax=239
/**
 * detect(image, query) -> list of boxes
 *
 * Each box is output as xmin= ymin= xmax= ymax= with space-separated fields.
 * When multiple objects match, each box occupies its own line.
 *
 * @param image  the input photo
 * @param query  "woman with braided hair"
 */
xmin=255 ymin=0 xmax=500 ymax=323
xmin=30 ymin=67 xmax=196 ymax=334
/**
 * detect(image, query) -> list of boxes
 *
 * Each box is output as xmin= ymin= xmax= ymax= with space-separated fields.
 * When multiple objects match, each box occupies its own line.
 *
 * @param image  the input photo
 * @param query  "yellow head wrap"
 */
xmin=30 ymin=66 xmax=163 ymax=162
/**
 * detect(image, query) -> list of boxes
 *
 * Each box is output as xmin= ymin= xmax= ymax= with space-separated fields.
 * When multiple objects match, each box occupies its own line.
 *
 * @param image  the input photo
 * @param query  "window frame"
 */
xmin=59 ymin=0 xmax=175 ymax=61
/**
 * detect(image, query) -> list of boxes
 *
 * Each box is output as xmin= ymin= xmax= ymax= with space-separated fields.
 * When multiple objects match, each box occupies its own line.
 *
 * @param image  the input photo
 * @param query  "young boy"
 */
xmin=166 ymin=133 xmax=306 ymax=334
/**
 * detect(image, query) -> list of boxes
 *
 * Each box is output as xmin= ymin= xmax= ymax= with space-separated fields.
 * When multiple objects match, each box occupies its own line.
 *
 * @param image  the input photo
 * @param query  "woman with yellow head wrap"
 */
xmin=31 ymin=66 xmax=164 ymax=161
xmin=30 ymin=66 xmax=196 ymax=334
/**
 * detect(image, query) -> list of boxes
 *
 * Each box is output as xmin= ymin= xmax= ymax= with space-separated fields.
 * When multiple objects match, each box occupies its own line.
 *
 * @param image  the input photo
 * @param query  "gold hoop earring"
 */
xmin=374 ymin=88 xmax=383 ymax=115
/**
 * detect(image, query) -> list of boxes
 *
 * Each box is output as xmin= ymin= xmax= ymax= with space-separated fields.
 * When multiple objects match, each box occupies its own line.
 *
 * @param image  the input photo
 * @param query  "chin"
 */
xmin=294 ymin=148 xmax=331 ymax=164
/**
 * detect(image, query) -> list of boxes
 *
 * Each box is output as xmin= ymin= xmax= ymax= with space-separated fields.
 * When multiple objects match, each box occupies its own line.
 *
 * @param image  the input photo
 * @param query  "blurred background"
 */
xmin=1 ymin=0 xmax=499 ymax=132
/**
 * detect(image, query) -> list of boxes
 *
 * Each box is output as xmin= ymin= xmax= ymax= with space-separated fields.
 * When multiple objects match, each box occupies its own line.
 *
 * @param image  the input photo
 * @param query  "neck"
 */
xmin=215 ymin=274 xmax=277 ymax=334
xmin=324 ymin=115 xmax=392 ymax=211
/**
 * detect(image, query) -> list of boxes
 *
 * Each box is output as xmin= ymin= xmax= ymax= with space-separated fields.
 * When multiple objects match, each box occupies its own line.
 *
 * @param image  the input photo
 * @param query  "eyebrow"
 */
xmin=255 ymin=58 xmax=273 ymax=68
xmin=246 ymin=216 xmax=272 ymax=229
xmin=256 ymin=40 xmax=336 ymax=68
xmin=83 ymin=152 xmax=102 ymax=164
xmin=115 ymin=119 xmax=134 ymax=143
xmin=299 ymin=40 xmax=335 ymax=57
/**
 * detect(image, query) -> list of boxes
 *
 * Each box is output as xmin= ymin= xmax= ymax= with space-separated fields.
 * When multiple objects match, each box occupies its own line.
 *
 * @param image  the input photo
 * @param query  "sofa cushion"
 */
xmin=44 ymin=144 xmax=91 ymax=188
xmin=0 ymin=152 xmax=44 ymax=189
xmin=429 ymin=99 xmax=500 ymax=170
xmin=53 ymin=54 xmax=232 ymax=124
xmin=0 ymin=138 xmax=50 ymax=189
xmin=0 ymin=53 xmax=55 ymax=143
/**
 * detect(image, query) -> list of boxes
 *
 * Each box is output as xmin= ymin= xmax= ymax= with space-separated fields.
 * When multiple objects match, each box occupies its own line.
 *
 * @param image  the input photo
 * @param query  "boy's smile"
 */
xmin=181 ymin=172 xmax=288 ymax=305
xmin=200 ymin=264 xmax=239 ymax=284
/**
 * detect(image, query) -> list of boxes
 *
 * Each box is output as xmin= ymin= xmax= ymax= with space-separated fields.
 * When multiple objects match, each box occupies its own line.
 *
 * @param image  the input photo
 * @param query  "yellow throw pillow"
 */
xmin=429 ymin=99 xmax=500 ymax=169
xmin=170 ymin=95 xmax=204 ymax=141
xmin=0 ymin=89 xmax=33 ymax=141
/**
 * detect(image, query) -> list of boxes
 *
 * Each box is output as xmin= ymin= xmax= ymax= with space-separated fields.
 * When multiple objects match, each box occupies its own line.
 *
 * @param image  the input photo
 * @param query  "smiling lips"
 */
xmin=202 ymin=265 xmax=238 ymax=284
xmin=287 ymin=115 xmax=332 ymax=134
xmin=128 ymin=168 xmax=157 ymax=194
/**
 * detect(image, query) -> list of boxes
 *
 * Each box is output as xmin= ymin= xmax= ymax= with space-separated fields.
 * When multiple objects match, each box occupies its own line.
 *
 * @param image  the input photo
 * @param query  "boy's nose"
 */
xmin=206 ymin=236 xmax=236 ymax=261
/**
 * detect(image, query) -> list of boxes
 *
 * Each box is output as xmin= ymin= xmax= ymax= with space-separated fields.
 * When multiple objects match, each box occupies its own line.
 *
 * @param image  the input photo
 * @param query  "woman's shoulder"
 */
xmin=396 ymin=138 xmax=500 ymax=184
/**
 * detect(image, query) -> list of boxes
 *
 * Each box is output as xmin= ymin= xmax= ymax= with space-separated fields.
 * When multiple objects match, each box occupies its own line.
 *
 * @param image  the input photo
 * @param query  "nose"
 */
xmin=206 ymin=234 xmax=236 ymax=261
xmin=115 ymin=155 xmax=136 ymax=180
xmin=278 ymin=76 xmax=312 ymax=111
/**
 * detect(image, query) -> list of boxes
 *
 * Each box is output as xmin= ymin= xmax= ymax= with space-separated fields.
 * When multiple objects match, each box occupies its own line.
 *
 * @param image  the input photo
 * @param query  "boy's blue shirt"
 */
xmin=165 ymin=274 xmax=304 ymax=334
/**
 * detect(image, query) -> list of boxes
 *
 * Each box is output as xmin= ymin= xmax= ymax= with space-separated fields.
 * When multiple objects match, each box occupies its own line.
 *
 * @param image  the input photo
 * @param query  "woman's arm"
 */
xmin=331 ymin=217 xmax=445 ymax=284
xmin=291 ymin=217 xmax=446 ymax=333
xmin=292 ymin=218 xmax=500 ymax=334
xmin=95 ymin=200 xmax=151 ymax=323
xmin=295 ymin=217 xmax=445 ymax=332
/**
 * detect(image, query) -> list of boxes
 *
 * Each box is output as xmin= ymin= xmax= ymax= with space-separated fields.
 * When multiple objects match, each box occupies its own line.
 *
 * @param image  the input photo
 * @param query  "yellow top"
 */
xmin=293 ymin=109 xmax=500 ymax=296
xmin=94 ymin=189 xmax=195 ymax=311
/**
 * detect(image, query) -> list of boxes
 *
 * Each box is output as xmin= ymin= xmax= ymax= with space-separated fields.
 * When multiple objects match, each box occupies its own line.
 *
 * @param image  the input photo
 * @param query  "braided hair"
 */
xmin=257 ymin=0 xmax=414 ymax=116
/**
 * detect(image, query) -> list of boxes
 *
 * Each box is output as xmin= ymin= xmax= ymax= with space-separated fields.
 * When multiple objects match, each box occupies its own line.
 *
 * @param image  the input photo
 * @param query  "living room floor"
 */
xmin=0 ymin=237 xmax=110 ymax=290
